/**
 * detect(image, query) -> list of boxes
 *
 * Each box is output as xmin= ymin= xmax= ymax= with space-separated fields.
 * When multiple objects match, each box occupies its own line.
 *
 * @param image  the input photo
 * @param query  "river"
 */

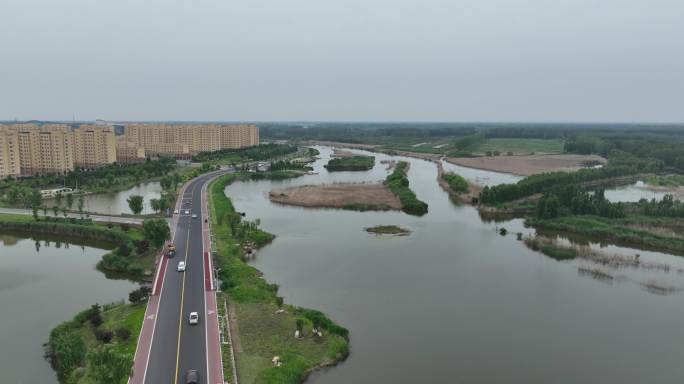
xmin=225 ymin=146 xmax=684 ymax=384
xmin=0 ymin=234 xmax=137 ymax=383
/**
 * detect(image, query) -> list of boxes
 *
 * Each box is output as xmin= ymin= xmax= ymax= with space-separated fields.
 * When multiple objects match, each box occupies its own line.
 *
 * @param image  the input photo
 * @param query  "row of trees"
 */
xmin=479 ymin=153 xmax=662 ymax=205
xmin=536 ymin=188 xmax=625 ymax=219
xmin=0 ymin=157 xmax=176 ymax=193
xmin=633 ymin=195 xmax=684 ymax=217
xmin=126 ymin=193 xmax=175 ymax=215
xmin=385 ymin=161 xmax=428 ymax=215
xmin=192 ymin=143 xmax=298 ymax=162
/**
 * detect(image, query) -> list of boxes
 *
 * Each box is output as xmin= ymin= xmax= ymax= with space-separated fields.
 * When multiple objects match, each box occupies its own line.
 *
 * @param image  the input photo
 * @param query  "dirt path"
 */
xmin=269 ymin=183 xmax=401 ymax=210
xmin=446 ymin=154 xmax=606 ymax=176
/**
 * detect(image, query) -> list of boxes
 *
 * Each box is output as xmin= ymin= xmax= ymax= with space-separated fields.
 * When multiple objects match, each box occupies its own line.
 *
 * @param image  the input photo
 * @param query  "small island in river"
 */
xmin=365 ymin=225 xmax=411 ymax=236
xmin=269 ymin=183 xmax=401 ymax=211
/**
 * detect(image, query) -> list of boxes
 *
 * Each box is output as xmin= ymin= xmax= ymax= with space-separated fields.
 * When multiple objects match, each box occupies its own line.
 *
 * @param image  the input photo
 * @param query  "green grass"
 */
xmin=644 ymin=174 xmax=684 ymax=187
xmin=441 ymin=172 xmax=469 ymax=193
xmin=365 ymin=225 xmax=411 ymax=235
xmin=528 ymin=215 xmax=684 ymax=256
xmin=208 ymin=174 xmax=349 ymax=384
xmin=48 ymin=301 xmax=146 ymax=384
xmin=324 ymin=156 xmax=375 ymax=171
xmin=473 ymin=138 xmax=565 ymax=154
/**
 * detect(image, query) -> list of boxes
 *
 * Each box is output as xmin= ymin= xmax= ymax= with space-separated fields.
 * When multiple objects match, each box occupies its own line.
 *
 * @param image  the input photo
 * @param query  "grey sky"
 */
xmin=1 ymin=0 xmax=682 ymax=122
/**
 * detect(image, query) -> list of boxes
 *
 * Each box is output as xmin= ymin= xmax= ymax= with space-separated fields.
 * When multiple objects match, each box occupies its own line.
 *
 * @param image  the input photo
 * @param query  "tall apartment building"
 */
xmin=123 ymin=124 xmax=258 ymax=156
xmin=0 ymin=126 xmax=21 ymax=179
xmin=115 ymin=137 xmax=146 ymax=164
xmin=72 ymin=125 xmax=117 ymax=168
xmin=10 ymin=124 xmax=75 ymax=176
xmin=0 ymin=123 xmax=119 ymax=179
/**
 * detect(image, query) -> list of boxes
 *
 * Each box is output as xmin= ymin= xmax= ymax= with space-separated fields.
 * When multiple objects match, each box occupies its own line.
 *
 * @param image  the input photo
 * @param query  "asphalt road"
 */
xmin=144 ymin=173 xmax=217 ymax=383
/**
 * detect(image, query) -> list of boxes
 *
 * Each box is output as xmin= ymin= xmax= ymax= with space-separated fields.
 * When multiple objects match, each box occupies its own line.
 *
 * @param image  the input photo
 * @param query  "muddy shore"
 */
xmin=269 ymin=183 xmax=402 ymax=210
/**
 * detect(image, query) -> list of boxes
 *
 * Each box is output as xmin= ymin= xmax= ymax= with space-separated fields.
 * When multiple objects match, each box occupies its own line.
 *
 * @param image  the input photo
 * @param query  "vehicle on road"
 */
xmin=186 ymin=369 xmax=199 ymax=384
xmin=174 ymin=209 xmax=179 ymax=214
xmin=185 ymin=210 xmax=190 ymax=214
xmin=167 ymin=243 xmax=177 ymax=257
xmin=191 ymin=213 xmax=198 ymax=219
xmin=177 ymin=261 xmax=186 ymax=272
xmin=189 ymin=311 xmax=199 ymax=325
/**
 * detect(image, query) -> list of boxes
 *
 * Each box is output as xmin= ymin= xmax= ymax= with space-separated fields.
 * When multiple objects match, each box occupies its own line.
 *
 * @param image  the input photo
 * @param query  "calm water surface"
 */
xmin=0 ymin=234 xmax=137 ymax=383
xmin=226 ymin=146 xmax=684 ymax=384
xmin=46 ymin=181 xmax=162 ymax=215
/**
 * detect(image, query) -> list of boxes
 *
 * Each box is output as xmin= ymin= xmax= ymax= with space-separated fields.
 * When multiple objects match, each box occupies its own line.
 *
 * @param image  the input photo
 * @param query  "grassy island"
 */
xmin=441 ymin=172 xmax=469 ymax=193
xmin=365 ymin=225 xmax=411 ymax=235
xmin=210 ymin=174 xmax=349 ymax=384
xmin=385 ymin=161 xmax=428 ymax=215
xmin=324 ymin=155 xmax=375 ymax=171
xmin=47 ymin=299 xmax=147 ymax=383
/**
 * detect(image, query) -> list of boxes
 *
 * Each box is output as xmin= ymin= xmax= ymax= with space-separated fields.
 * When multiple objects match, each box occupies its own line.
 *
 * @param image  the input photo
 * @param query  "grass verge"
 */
xmin=209 ymin=174 xmax=349 ymax=384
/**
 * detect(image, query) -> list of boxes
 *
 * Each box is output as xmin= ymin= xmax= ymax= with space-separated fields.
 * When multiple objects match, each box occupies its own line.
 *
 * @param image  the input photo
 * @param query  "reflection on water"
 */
xmin=604 ymin=181 xmax=674 ymax=203
xmin=45 ymin=181 xmax=162 ymax=215
xmin=0 ymin=234 xmax=137 ymax=383
xmin=226 ymin=146 xmax=684 ymax=384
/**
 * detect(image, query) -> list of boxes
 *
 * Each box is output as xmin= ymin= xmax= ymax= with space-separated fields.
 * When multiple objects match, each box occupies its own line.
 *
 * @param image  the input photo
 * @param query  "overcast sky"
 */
xmin=1 ymin=0 xmax=682 ymax=122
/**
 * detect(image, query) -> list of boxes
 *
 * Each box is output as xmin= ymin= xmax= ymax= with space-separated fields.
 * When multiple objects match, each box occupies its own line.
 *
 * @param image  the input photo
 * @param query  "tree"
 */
xmin=32 ymin=206 xmax=39 ymax=221
xmin=142 ymin=219 xmax=170 ymax=247
xmin=129 ymin=286 xmax=152 ymax=303
xmin=160 ymin=176 xmax=172 ymax=190
xmin=150 ymin=198 xmax=161 ymax=214
xmin=62 ymin=207 xmax=68 ymax=219
xmin=296 ymin=318 xmax=305 ymax=335
xmin=55 ymin=192 xmax=63 ymax=207
xmin=43 ymin=206 xmax=48 ymax=217
xmin=78 ymin=195 xmax=85 ymax=216
xmin=66 ymin=193 xmax=74 ymax=209
xmin=127 ymin=195 xmax=144 ymax=215
xmin=27 ymin=190 xmax=42 ymax=208
xmin=52 ymin=205 xmax=59 ymax=217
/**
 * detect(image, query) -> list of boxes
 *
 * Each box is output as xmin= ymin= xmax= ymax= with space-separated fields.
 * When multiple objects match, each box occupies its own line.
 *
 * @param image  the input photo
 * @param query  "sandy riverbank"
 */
xmin=446 ymin=154 xmax=606 ymax=176
xmin=269 ymin=183 xmax=402 ymax=210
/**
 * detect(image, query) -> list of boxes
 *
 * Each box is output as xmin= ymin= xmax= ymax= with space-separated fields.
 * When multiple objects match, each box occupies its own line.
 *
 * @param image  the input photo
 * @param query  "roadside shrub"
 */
xmin=115 ymin=328 xmax=131 ymax=341
xmin=128 ymin=286 xmax=152 ymax=304
xmin=94 ymin=328 xmax=113 ymax=343
xmin=89 ymin=313 xmax=103 ymax=327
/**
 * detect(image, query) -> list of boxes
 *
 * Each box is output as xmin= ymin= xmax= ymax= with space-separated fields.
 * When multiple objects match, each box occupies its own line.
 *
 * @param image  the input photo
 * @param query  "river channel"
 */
xmin=225 ymin=146 xmax=684 ymax=384
xmin=0 ymin=234 xmax=137 ymax=383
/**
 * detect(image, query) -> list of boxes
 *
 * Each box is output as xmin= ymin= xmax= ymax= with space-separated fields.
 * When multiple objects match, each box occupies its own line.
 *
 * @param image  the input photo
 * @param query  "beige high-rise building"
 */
xmin=115 ymin=137 xmax=146 ymax=164
xmin=73 ymin=125 xmax=117 ymax=168
xmin=9 ymin=124 xmax=74 ymax=176
xmin=123 ymin=124 xmax=258 ymax=156
xmin=0 ymin=126 xmax=22 ymax=179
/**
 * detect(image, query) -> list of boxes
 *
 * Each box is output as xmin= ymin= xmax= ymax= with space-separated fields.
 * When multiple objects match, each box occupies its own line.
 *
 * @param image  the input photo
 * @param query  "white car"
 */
xmin=184 ymin=210 xmax=190 ymax=215
xmin=191 ymin=214 xmax=198 ymax=219
xmin=177 ymin=261 xmax=186 ymax=272
xmin=174 ymin=209 xmax=179 ymax=214
xmin=189 ymin=311 xmax=199 ymax=325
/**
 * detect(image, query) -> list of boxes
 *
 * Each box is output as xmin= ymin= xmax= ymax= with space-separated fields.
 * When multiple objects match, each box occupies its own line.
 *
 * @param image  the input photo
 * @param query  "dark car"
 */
xmin=186 ymin=369 xmax=199 ymax=384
